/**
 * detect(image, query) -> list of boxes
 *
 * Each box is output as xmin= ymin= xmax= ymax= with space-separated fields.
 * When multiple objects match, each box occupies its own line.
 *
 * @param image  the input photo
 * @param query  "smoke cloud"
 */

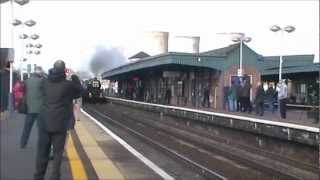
xmin=89 ymin=46 xmax=128 ymax=76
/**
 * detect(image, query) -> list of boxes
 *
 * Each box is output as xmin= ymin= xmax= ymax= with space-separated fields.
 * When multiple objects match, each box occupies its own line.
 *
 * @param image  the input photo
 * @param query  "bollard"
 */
xmin=160 ymin=112 xmax=163 ymax=120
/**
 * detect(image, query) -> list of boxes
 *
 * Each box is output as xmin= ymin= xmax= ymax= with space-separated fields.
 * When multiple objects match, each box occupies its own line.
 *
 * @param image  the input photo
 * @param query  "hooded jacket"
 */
xmin=38 ymin=68 xmax=82 ymax=133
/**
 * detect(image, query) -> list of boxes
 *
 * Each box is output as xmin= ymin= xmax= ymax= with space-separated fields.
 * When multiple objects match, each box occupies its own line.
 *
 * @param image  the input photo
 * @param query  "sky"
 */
xmin=0 ymin=0 xmax=319 ymax=74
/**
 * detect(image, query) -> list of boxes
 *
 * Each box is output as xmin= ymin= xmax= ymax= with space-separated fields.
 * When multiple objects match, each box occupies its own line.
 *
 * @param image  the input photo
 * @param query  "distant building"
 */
xmin=129 ymin=51 xmax=151 ymax=61
xmin=102 ymin=43 xmax=319 ymax=108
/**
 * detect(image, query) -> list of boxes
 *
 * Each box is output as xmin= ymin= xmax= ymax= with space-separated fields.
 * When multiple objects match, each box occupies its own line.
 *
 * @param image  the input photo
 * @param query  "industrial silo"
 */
xmin=173 ymin=36 xmax=200 ymax=53
xmin=143 ymin=31 xmax=169 ymax=55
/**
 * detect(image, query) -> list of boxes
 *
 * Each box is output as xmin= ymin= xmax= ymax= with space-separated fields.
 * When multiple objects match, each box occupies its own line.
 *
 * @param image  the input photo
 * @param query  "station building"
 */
xmin=102 ymin=43 xmax=319 ymax=109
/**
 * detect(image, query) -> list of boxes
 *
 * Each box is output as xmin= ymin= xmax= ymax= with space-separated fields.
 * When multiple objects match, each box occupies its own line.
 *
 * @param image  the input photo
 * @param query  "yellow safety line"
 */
xmin=66 ymin=133 xmax=88 ymax=180
xmin=75 ymin=120 xmax=125 ymax=180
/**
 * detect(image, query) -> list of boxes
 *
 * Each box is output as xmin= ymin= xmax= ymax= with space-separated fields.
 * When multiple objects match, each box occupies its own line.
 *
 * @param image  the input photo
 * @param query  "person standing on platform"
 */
xmin=20 ymin=67 xmax=43 ymax=148
xmin=13 ymin=79 xmax=25 ymax=111
xmin=242 ymin=78 xmax=252 ymax=113
xmin=223 ymin=85 xmax=230 ymax=111
xmin=71 ymin=74 xmax=83 ymax=122
xmin=165 ymin=88 xmax=172 ymax=105
xmin=278 ymin=80 xmax=288 ymax=119
xmin=228 ymin=80 xmax=237 ymax=112
xmin=203 ymin=85 xmax=210 ymax=108
xmin=34 ymin=60 xmax=82 ymax=180
xmin=266 ymin=85 xmax=276 ymax=113
xmin=254 ymin=82 xmax=265 ymax=116
xmin=235 ymin=80 xmax=242 ymax=112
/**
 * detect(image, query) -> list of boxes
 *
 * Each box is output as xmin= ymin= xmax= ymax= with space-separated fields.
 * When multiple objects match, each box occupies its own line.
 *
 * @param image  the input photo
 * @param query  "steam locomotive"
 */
xmin=82 ymin=78 xmax=106 ymax=104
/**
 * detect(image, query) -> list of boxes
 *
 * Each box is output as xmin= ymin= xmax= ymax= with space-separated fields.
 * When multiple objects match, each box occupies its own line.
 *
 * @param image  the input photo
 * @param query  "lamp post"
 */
xmin=269 ymin=25 xmax=295 ymax=82
xmin=231 ymin=33 xmax=252 ymax=77
xmin=269 ymin=25 xmax=295 ymax=118
xmin=14 ymin=19 xmax=38 ymax=80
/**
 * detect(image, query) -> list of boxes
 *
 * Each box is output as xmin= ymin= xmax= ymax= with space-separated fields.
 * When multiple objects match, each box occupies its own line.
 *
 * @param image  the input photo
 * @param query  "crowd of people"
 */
xmin=223 ymin=76 xmax=288 ymax=119
xmin=12 ymin=60 xmax=83 ymax=180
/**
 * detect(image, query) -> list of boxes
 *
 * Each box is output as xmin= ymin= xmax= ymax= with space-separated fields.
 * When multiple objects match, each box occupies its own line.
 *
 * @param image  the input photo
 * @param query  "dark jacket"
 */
xmin=255 ymin=85 xmax=265 ymax=103
xmin=39 ymin=69 xmax=82 ymax=133
xmin=25 ymin=74 xmax=43 ymax=113
xmin=235 ymin=84 xmax=242 ymax=99
xmin=241 ymin=82 xmax=251 ymax=97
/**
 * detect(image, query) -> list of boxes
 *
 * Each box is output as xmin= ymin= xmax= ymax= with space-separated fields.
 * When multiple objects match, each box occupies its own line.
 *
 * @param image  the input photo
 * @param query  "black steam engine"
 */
xmin=83 ymin=78 xmax=106 ymax=104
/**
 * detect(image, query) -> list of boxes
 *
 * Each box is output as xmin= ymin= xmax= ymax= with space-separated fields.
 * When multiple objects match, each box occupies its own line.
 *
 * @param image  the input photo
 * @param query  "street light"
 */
xmin=12 ymin=19 xmax=22 ymax=26
xmin=19 ymin=33 xmax=28 ymax=39
xmin=269 ymin=25 xmax=295 ymax=82
xmin=24 ymin=19 xmax=36 ymax=27
xmin=13 ymin=19 xmax=39 ymax=80
xmin=231 ymin=33 xmax=252 ymax=76
xmin=30 ymin=34 xmax=40 ymax=40
xmin=33 ymin=50 xmax=40 ymax=55
xmin=269 ymin=25 xmax=295 ymax=119
xmin=34 ymin=43 xmax=42 ymax=48
xmin=7 ymin=0 xmax=30 ymax=113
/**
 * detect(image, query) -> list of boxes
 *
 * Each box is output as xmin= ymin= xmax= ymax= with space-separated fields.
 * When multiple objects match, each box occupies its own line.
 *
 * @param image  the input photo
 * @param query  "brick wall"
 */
xmin=215 ymin=65 xmax=261 ymax=109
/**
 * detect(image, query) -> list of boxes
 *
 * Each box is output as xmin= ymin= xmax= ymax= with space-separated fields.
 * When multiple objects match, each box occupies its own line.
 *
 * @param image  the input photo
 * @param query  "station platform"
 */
xmin=0 ymin=110 xmax=170 ymax=180
xmin=104 ymin=97 xmax=319 ymax=146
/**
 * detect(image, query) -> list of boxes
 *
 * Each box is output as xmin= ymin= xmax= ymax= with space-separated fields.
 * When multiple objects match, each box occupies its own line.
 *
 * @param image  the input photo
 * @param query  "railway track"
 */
xmin=84 ymin=103 xmax=318 ymax=180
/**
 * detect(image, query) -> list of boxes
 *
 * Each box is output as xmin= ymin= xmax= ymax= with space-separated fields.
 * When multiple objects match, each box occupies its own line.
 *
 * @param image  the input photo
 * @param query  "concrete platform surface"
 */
xmin=1 ymin=110 xmax=166 ymax=180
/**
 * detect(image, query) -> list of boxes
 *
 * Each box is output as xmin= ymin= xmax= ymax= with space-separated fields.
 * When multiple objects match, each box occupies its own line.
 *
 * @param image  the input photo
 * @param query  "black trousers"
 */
xmin=242 ymin=97 xmax=251 ymax=112
xmin=34 ymin=128 xmax=67 ymax=180
xmin=20 ymin=113 xmax=39 ymax=148
xmin=239 ymin=97 xmax=245 ymax=112
xmin=236 ymin=98 xmax=241 ymax=112
xmin=255 ymin=101 xmax=264 ymax=116
xmin=280 ymin=98 xmax=287 ymax=119
xmin=202 ymin=96 xmax=210 ymax=108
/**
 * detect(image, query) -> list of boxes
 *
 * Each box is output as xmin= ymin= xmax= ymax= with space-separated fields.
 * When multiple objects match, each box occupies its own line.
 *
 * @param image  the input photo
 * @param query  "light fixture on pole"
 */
xmin=33 ymin=50 xmax=40 ymax=55
xmin=34 ymin=43 xmax=42 ymax=48
xmin=269 ymin=25 xmax=295 ymax=118
xmin=14 ymin=0 xmax=30 ymax=6
xmin=8 ymin=0 xmax=30 ymax=113
xmin=24 ymin=19 xmax=36 ymax=27
xmin=231 ymin=33 xmax=252 ymax=77
xmin=19 ymin=33 xmax=28 ymax=39
xmin=12 ymin=19 xmax=22 ymax=26
xmin=14 ymin=19 xmax=38 ymax=80
xmin=30 ymin=34 xmax=40 ymax=40
xmin=25 ymin=43 xmax=33 ymax=48
xmin=269 ymin=25 xmax=295 ymax=82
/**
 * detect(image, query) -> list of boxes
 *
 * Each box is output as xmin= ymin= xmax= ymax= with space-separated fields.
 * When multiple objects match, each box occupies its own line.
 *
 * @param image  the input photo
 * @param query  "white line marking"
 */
xmin=80 ymin=109 xmax=175 ymax=180
xmin=106 ymin=97 xmax=319 ymax=133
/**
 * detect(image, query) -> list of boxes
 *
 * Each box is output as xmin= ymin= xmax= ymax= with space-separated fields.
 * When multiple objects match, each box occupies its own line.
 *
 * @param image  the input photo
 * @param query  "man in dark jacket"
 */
xmin=34 ymin=60 xmax=82 ymax=180
xmin=241 ymin=78 xmax=251 ymax=113
xmin=254 ymin=82 xmax=265 ymax=116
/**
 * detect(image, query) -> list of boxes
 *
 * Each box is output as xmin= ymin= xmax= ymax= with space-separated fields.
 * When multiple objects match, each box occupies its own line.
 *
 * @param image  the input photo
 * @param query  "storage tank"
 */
xmin=143 ymin=31 xmax=169 ymax=55
xmin=174 ymin=36 xmax=200 ymax=53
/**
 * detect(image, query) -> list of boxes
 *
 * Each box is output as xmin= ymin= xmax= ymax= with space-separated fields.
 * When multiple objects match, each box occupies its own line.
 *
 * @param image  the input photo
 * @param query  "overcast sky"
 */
xmin=0 ymin=0 xmax=319 ymax=73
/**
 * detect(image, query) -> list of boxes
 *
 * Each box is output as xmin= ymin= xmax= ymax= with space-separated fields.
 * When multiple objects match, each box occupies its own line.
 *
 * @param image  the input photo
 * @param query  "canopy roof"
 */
xmin=102 ymin=43 xmax=318 ymax=79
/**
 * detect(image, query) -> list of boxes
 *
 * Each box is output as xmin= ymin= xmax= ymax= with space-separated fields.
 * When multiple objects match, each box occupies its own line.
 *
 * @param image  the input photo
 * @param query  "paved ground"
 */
xmin=0 ymin=110 xmax=166 ymax=180
xmin=0 ymin=112 xmax=72 ymax=180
